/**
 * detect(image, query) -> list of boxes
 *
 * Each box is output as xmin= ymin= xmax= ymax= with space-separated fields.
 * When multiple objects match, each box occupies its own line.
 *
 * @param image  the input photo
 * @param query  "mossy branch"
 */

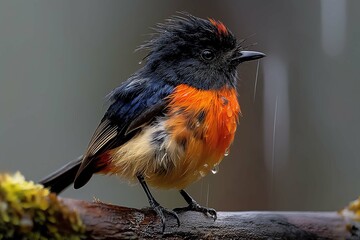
xmin=1 ymin=172 xmax=360 ymax=239
xmin=0 ymin=172 xmax=85 ymax=240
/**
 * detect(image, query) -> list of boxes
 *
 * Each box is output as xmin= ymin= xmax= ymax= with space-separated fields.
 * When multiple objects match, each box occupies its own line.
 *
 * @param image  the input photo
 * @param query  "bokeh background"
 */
xmin=1 ymin=0 xmax=359 ymax=211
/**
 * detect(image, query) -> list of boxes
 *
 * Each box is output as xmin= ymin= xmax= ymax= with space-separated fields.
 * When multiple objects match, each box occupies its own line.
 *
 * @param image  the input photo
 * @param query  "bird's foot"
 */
xmin=174 ymin=201 xmax=217 ymax=220
xmin=152 ymin=202 xmax=180 ymax=233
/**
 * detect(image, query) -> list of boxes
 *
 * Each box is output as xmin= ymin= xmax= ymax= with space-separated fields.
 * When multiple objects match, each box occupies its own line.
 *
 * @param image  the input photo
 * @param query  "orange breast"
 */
xmin=148 ymin=84 xmax=240 ymax=189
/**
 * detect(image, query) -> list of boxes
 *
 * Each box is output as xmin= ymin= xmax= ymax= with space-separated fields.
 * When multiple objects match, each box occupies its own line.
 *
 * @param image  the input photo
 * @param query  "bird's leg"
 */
xmin=174 ymin=189 xmax=217 ymax=220
xmin=137 ymin=175 xmax=180 ymax=232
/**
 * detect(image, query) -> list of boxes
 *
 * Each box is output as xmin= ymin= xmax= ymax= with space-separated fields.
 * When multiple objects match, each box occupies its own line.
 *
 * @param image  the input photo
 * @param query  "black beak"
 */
xmin=232 ymin=50 xmax=266 ymax=64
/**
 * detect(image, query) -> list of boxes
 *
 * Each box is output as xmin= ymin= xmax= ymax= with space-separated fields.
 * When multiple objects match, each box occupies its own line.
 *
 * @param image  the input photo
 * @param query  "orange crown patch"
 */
xmin=209 ymin=18 xmax=228 ymax=35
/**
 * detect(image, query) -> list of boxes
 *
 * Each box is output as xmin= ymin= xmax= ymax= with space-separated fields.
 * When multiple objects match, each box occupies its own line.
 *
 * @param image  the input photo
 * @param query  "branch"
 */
xmin=62 ymin=199 xmax=360 ymax=239
xmin=1 ymin=172 xmax=360 ymax=239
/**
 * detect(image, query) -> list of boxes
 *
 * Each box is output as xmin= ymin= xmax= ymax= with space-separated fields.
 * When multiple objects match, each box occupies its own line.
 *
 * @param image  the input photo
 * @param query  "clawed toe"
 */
xmin=174 ymin=202 xmax=217 ymax=220
xmin=206 ymin=207 xmax=217 ymax=220
xmin=153 ymin=204 xmax=180 ymax=233
xmin=137 ymin=175 xmax=180 ymax=233
xmin=174 ymin=189 xmax=217 ymax=221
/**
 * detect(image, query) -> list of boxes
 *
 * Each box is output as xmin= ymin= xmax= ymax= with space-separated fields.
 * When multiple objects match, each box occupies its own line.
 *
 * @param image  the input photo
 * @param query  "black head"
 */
xmin=140 ymin=14 xmax=265 ymax=90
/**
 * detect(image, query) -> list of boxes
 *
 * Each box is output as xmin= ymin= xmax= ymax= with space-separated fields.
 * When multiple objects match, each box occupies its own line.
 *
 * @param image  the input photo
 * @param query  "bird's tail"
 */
xmin=39 ymin=156 xmax=83 ymax=194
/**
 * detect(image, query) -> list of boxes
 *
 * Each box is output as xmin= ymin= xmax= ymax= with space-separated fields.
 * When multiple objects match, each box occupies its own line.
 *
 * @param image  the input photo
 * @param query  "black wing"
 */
xmin=73 ymin=76 xmax=174 ymax=188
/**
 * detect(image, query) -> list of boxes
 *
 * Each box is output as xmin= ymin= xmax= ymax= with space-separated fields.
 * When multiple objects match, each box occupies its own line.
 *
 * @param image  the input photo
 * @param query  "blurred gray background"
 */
xmin=0 ymin=0 xmax=359 ymax=211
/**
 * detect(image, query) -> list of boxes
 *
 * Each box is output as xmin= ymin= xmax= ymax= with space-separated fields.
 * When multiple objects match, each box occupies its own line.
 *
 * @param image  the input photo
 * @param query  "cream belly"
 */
xmin=104 ymin=120 xmax=218 ymax=189
xmin=105 ymin=121 xmax=185 ymax=188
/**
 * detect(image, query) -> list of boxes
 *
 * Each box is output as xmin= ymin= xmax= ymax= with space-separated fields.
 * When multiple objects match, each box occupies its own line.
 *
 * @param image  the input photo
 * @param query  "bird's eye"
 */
xmin=201 ymin=49 xmax=215 ymax=61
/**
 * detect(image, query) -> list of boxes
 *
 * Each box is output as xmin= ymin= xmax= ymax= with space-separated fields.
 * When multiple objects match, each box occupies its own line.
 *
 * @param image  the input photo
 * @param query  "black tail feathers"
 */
xmin=39 ymin=156 xmax=83 ymax=194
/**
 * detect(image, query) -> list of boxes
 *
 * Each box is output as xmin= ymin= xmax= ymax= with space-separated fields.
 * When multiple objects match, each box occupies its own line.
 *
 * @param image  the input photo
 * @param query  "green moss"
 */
xmin=0 ymin=172 xmax=85 ymax=239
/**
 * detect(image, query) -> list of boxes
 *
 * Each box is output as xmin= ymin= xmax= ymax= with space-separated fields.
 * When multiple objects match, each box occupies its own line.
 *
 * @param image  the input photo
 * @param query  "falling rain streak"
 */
xmin=253 ymin=60 xmax=261 ymax=103
xmin=206 ymin=183 xmax=210 ymax=207
xmin=270 ymin=95 xmax=279 ymax=199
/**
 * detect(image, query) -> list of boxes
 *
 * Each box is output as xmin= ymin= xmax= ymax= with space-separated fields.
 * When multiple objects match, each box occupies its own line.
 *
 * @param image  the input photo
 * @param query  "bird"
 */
xmin=39 ymin=13 xmax=265 ymax=232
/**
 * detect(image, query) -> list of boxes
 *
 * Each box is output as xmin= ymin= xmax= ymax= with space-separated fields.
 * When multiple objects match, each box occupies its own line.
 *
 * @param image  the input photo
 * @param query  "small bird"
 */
xmin=40 ymin=13 xmax=265 ymax=232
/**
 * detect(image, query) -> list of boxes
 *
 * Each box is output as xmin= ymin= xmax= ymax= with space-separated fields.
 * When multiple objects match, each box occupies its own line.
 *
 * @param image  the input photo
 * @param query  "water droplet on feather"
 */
xmin=224 ymin=148 xmax=230 ymax=157
xmin=211 ymin=165 xmax=219 ymax=174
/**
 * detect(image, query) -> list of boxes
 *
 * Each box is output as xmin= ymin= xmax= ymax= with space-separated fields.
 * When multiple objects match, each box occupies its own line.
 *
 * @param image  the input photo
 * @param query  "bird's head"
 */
xmin=140 ymin=13 xmax=265 ymax=90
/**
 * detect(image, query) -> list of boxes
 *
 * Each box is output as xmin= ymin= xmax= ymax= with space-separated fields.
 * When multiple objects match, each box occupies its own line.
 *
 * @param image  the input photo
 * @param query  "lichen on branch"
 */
xmin=0 ymin=172 xmax=85 ymax=240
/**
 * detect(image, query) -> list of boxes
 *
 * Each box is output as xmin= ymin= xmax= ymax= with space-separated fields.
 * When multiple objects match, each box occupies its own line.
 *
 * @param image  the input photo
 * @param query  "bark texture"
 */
xmin=63 ymin=198 xmax=360 ymax=240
